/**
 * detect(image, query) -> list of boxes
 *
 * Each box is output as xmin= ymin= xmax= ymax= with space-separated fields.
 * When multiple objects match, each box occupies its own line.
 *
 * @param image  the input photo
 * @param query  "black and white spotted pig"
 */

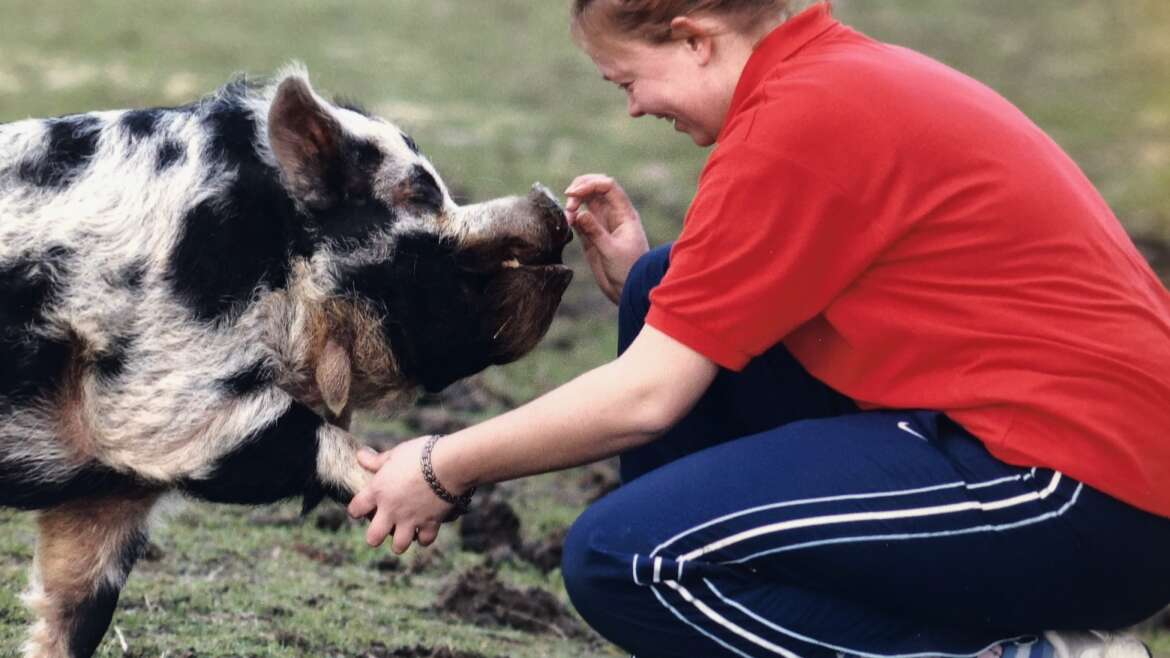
xmin=0 ymin=67 xmax=572 ymax=658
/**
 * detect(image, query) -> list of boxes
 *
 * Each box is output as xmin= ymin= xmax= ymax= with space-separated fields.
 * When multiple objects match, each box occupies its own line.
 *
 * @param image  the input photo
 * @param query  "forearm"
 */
xmin=435 ymin=361 xmax=658 ymax=490
xmin=434 ymin=326 xmax=717 ymax=491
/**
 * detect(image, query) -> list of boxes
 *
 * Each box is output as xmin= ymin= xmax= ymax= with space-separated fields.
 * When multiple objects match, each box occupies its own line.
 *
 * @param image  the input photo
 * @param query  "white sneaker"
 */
xmin=1043 ymin=631 xmax=1151 ymax=658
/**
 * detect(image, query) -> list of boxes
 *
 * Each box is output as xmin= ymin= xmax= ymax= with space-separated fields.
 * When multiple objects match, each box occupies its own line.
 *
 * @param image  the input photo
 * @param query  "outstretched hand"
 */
xmin=347 ymin=438 xmax=452 ymax=554
xmin=565 ymin=174 xmax=650 ymax=304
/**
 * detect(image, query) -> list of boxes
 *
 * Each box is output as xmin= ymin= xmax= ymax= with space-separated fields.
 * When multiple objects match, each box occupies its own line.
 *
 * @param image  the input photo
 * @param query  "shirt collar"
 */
xmin=719 ymin=2 xmax=840 ymax=140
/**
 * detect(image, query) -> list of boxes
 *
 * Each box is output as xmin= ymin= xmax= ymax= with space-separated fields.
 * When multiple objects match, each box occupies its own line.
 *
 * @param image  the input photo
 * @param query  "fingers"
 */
xmin=347 ymin=489 xmax=376 ymax=519
xmin=391 ymin=524 xmax=416 ymax=554
xmin=571 ymin=211 xmax=613 ymax=251
xmin=366 ymin=508 xmax=395 ymax=547
xmin=564 ymin=173 xmax=615 ymax=204
xmin=565 ymin=174 xmax=637 ymax=231
xmin=356 ymin=447 xmax=393 ymax=472
xmin=416 ymin=523 xmax=440 ymax=547
xmin=357 ymin=503 xmax=439 ymax=552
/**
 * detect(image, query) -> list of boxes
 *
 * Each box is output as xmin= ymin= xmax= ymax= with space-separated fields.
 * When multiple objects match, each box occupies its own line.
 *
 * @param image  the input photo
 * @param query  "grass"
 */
xmin=1 ymin=0 xmax=1168 ymax=655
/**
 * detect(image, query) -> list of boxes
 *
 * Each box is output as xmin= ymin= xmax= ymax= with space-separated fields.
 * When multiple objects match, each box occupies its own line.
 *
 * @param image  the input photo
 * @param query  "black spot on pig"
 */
xmin=120 ymin=109 xmax=162 ymax=140
xmin=168 ymin=94 xmax=311 ymax=322
xmin=408 ymin=165 xmax=443 ymax=213
xmin=400 ymin=131 xmax=420 ymax=155
xmin=335 ymin=98 xmax=372 ymax=118
xmin=167 ymin=186 xmax=300 ymax=321
xmin=68 ymin=530 xmax=147 ymax=658
xmin=221 ymin=360 xmax=275 ymax=396
xmin=117 ymin=261 xmax=147 ymax=291
xmin=18 ymin=115 xmax=103 ymax=189
xmin=94 ymin=334 xmax=133 ymax=381
xmin=0 ymin=247 xmax=74 ymax=409
xmin=156 ymin=140 xmax=186 ymax=172
xmin=181 ymin=403 xmax=324 ymax=505
xmin=0 ymin=460 xmax=145 ymax=510
xmin=313 ymin=138 xmax=396 ymax=245
xmin=0 ymin=247 xmax=71 ymax=327
xmin=202 ymin=81 xmax=264 ymax=168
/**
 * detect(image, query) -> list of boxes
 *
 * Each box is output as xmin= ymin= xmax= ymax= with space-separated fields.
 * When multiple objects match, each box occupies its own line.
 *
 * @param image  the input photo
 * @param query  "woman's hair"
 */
xmin=571 ymin=0 xmax=820 ymax=43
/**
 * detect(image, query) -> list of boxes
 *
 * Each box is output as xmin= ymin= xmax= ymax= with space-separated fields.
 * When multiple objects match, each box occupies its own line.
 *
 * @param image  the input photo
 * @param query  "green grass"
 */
xmin=1 ymin=0 xmax=1169 ymax=655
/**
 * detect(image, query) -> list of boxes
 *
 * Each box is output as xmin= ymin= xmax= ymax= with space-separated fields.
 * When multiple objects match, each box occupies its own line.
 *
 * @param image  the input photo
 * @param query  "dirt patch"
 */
xmin=364 ymin=643 xmax=502 ymax=658
xmin=275 ymin=629 xmax=313 ymax=651
xmin=141 ymin=540 xmax=166 ymax=562
xmin=356 ymin=375 xmax=515 ymax=451
xmin=247 ymin=509 xmax=302 ymax=527
xmin=435 ymin=566 xmax=587 ymax=640
xmin=370 ymin=554 xmax=402 ymax=573
xmin=459 ymin=498 xmax=521 ymax=553
xmin=402 ymin=376 xmax=517 ymax=437
xmin=314 ymin=503 xmax=352 ymax=533
xmin=291 ymin=542 xmax=349 ymax=567
xmin=576 ymin=460 xmax=621 ymax=503
xmin=517 ymin=527 xmax=567 ymax=574
xmin=419 ymin=376 xmax=515 ymax=414
xmin=403 ymin=406 xmax=468 ymax=436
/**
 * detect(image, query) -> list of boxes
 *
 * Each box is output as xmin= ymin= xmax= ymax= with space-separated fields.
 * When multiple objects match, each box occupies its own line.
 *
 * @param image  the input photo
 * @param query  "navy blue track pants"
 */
xmin=561 ymin=245 xmax=1170 ymax=658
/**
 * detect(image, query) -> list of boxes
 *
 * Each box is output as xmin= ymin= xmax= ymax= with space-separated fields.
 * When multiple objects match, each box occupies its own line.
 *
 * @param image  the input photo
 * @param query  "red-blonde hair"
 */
xmin=571 ymin=0 xmax=818 ymax=43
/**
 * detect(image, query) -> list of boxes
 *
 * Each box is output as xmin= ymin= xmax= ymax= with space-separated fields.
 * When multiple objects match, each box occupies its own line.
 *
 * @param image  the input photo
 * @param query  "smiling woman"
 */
xmin=569 ymin=0 xmax=815 ymax=146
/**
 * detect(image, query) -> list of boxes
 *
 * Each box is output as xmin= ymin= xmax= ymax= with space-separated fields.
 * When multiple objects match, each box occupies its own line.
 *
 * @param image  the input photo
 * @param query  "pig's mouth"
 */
xmin=459 ymin=234 xmax=572 ymax=278
xmin=499 ymin=248 xmax=570 ymax=273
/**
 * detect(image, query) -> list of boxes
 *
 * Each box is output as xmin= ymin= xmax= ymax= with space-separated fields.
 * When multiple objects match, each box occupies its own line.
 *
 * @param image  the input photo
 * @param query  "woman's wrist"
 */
xmin=421 ymin=435 xmax=475 ymax=518
xmin=428 ymin=432 xmax=477 ymax=494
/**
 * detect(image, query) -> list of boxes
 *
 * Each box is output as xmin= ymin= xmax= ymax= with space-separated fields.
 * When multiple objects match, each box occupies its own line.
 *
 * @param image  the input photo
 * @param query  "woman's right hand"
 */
xmin=564 ymin=174 xmax=650 ymax=305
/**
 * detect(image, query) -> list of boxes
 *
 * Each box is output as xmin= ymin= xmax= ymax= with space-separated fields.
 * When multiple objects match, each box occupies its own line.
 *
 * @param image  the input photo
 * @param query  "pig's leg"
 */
xmin=22 ymin=492 xmax=158 ymax=658
xmin=179 ymin=397 xmax=369 ymax=507
xmin=313 ymin=421 xmax=370 ymax=503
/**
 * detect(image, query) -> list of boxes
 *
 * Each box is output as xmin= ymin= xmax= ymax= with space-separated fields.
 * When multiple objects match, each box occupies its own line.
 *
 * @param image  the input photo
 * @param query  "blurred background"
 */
xmin=1 ymin=1 xmax=1168 ymax=656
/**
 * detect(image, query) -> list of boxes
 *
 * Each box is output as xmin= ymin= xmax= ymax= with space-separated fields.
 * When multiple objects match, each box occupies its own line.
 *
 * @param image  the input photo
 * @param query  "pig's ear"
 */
xmin=268 ymin=76 xmax=343 ymax=209
xmin=316 ymin=339 xmax=352 ymax=418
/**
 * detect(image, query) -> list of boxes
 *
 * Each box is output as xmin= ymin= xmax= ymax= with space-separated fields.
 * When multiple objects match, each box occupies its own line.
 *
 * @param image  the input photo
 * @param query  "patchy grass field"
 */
xmin=1 ymin=0 xmax=1169 ymax=656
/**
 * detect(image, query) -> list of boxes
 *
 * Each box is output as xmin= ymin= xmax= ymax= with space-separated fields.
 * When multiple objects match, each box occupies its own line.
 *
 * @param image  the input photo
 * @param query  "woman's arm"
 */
xmin=347 ymin=324 xmax=719 ymax=553
xmin=440 ymin=324 xmax=717 ymax=488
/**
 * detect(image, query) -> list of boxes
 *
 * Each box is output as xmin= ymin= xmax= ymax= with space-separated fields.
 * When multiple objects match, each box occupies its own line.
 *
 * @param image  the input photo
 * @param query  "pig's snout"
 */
xmin=529 ymin=183 xmax=573 ymax=249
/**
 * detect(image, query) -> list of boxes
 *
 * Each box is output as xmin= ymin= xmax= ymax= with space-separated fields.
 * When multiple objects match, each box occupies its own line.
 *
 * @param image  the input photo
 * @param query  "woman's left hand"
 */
xmin=347 ymin=437 xmax=453 ymax=553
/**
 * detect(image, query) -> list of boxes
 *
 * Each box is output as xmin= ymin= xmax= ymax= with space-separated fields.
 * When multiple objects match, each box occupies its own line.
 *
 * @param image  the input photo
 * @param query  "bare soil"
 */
xmin=435 ymin=566 xmax=589 ymax=641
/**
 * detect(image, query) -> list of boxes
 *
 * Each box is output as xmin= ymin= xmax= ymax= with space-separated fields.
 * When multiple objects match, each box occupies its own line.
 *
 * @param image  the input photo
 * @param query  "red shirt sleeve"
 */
xmin=647 ymin=141 xmax=899 ymax=371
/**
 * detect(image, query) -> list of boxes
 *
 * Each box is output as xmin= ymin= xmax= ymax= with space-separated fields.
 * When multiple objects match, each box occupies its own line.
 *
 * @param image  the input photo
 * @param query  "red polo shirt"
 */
xmin=646 ymin=3 xmax=1170 ymax=517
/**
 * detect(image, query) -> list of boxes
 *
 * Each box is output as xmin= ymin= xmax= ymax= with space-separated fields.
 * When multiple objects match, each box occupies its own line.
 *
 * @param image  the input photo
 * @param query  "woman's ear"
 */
xmin=669 ymin=15 xmax=716 ymax=65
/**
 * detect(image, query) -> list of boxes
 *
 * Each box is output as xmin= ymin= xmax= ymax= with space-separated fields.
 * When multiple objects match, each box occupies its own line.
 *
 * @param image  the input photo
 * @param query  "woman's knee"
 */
xmin=561 ymin=497 xmax=649 ymax=631
xmin=561 ymin=503 xmax=611 ymax=613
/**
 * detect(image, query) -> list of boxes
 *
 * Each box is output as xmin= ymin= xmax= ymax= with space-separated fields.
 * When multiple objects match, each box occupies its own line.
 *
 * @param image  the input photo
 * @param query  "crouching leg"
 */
xmin=22 ymin=492 xmax=159 ymax=658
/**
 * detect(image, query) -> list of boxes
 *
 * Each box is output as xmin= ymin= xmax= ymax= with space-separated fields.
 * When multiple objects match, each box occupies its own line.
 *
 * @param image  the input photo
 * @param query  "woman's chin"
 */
xmin=688 ymin=131 xmax=716 ymax=147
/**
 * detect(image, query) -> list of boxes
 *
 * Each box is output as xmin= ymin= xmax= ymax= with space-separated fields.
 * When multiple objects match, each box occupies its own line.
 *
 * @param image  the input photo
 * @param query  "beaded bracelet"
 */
xmin=421 ymin=434 xmax=475 ymax=516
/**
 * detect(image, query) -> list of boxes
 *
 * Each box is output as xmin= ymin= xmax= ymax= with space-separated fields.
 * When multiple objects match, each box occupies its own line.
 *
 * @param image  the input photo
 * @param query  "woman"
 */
xmin=348 ymin=1 xmax=1170 ymax=656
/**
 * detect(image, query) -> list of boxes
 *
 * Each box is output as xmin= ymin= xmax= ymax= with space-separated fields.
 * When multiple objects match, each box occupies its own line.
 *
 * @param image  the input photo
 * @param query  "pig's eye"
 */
xmin=408 ymin=165 xmax=443 ymax=211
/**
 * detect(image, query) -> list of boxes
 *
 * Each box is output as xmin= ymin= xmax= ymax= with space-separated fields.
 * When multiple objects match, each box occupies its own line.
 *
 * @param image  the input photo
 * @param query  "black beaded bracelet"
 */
xmin=421 ymin=434 xmax=474 ymax=516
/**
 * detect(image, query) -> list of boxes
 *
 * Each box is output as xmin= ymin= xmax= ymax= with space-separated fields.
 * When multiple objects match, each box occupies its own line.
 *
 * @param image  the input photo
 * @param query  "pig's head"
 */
xmin=265 ymin=73 xmax=572 ymax=403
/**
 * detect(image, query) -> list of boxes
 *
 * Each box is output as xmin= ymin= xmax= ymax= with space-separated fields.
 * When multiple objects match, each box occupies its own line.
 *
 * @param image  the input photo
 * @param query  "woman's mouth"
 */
xmin=655 ymin=114 xmax=682 ymax=131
